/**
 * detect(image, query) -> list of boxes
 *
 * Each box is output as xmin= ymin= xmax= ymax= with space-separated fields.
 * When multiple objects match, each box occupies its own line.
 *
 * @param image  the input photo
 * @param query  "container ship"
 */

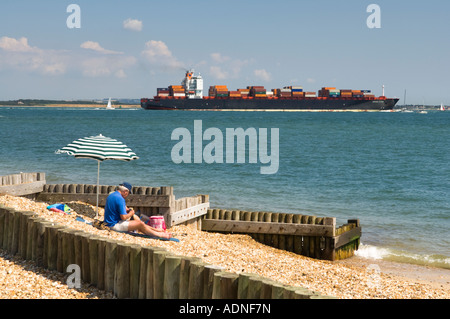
xmin=141 ymin=70 xmax=399 ymax=111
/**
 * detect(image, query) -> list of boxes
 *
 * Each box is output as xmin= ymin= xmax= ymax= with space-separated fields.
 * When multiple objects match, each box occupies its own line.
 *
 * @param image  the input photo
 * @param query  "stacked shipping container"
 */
xmin=249 ymin=86 xmax=267 ymax=98
xmin=156 ymin=81 xmax=374 ymax=100
xmin=209 ymin=85 xmax=229 ymax=97
xmin=169 ymin=85 xmax=185 ymax=98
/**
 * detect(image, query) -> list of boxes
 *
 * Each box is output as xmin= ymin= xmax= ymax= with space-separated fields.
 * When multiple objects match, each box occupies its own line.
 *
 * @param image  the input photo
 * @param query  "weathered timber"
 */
xmin=202 ymin=219 xmax=335 ymax=237
xmin=0 ymin=172 xmax=46 ymax=196
xmin=334 ymin=226 xmax=362 ymax=249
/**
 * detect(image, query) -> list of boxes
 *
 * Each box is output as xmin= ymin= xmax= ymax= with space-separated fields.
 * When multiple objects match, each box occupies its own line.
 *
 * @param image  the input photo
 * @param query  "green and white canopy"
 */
xmin=56 ymin=134 xmax=139 ymax=162
xmin=56 ymin=134 xmax=139 ymax=218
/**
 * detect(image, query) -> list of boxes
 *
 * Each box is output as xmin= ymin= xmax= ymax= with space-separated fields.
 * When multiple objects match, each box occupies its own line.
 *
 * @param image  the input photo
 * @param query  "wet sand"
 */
xmin=338 ymin=256 xmax=450 ymax=291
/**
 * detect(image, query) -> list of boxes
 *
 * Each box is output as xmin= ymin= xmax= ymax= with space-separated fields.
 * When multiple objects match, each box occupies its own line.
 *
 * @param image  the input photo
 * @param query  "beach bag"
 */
xmin=147 ymin=216 xmax=166 ymax=230
xmin=47 ymin=203 xmax=71 ymax=214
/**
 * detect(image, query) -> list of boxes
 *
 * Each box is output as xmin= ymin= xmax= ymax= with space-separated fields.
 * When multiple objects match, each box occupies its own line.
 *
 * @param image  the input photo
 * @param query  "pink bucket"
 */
xmin=148 ymin=216 xmax=166 ymax=230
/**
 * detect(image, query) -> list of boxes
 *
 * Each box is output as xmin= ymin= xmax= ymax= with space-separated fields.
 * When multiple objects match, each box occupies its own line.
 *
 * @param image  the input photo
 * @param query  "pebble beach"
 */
xmin=0 ymin=194 xmax=448 ymax=299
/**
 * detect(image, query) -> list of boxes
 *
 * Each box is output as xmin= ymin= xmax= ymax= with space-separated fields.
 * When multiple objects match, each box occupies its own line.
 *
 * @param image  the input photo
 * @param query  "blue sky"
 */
xmin=0 ymin=0 xmax=449 ymax=104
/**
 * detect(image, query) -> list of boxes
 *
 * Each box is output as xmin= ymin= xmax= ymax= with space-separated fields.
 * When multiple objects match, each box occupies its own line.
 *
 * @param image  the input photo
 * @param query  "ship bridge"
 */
xmin=182 ymin=70 xmax=203 ymax=99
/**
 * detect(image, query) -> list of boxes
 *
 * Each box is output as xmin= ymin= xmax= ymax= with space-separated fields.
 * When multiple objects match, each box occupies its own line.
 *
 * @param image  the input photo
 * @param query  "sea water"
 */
xmin=0 ymin=107 xmax=449 ymax=269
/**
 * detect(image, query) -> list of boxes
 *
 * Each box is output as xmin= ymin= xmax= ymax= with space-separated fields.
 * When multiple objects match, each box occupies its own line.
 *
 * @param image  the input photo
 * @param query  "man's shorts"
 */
xmin=111 ymin=220 xmax=129 ymax=232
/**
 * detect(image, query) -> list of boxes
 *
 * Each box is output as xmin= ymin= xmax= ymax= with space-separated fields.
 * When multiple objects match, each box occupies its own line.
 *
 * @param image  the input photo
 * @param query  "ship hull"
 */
xmin=141 ymin=97 xmax=399 ymax=111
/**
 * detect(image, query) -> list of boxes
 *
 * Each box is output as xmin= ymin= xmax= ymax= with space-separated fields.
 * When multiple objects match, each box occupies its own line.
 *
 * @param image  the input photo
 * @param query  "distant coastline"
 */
xmin=0 ymin=104 xmax=139 ymax=109
xmin=0 ymin=99 xmax=141 ymax=108
xmin=0 ymin=99 xmax=140 ymax=109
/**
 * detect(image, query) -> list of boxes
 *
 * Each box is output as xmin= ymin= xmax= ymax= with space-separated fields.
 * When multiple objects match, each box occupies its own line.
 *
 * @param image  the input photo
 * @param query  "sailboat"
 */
xmin=440 ymin=103 xmax=446 ymax=111
xmin=106 ymin=97 xmax=114 ymax=110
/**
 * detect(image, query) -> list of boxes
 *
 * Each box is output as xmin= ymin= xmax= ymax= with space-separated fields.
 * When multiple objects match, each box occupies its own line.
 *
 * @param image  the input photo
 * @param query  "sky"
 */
xmin=0 ymin=0 xmax=449 ymax=105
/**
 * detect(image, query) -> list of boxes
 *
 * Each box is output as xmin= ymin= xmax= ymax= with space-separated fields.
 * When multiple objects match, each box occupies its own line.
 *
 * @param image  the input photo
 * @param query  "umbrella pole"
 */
xmin=96 ymin=160 xmax=100 ymax=219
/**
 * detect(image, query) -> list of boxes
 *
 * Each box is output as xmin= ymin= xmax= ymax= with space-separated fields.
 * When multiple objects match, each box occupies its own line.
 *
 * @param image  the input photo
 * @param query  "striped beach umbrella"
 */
xmin=56 ymin=134 xmax=139 ymax=218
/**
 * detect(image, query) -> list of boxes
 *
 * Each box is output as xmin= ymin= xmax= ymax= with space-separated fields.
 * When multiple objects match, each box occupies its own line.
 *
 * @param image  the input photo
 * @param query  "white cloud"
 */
xmin=0 ymin=36 xmax=67 ymax=75
xmin=123 ymin=18 xmax=143 ymax=32
xmin=80 ymin=41 xmax=123 ymax=55
xmin=81 ymin=56 xmax=136 ymax=78
xmin=208 ymin=53 xmax=252 ymax=80
xmin=141 ymin=40 xmax=184 ymax=69
xmin=210 ymin=53 xmax=230 ymax=63
xmin=209 ymin=66 xmax=228 ymax=80
xmin=254 ymin=69 xmax=271 ymax=81
xmin=0 ymin=36 xmax=137 ymax=78
xmin=0 ymin=36 xmax=37 ymax=52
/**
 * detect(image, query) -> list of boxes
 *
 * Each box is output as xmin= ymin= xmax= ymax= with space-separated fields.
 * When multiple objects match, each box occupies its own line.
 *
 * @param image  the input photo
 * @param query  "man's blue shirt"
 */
xmin=104 ymin=191 xmax=127 ymax=227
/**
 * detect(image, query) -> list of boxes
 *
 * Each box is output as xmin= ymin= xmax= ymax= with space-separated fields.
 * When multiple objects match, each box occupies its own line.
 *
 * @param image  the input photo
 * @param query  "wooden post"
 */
xmin=271 ymin=283 xmax=286 ymax=299
xmin=11 ymin=210 xmax=20 ymax=255
xmin=46 ymin=224 xmax=65 ymax=271
xmin=260 ymin=279 xmax=275 ymax=299
xmin=212 ymin=271 xmax=239 ymax=299
xmin=179 ymin=256 xmax=202 ymax=299
xmin=56 ymin=228 xmax=64 ymax=273
xmin=293 ymin=214 xmax=302 ymax=254
xmin=301 ymin=215 xmax=309 ymax=256
xmin=278 ymin=213 xmax=286 ymax=251
xmin=61 ymin=229 xmax=78 ymax=273
xmin=138 ymin=246 xmax=149 ymax=299
xmin=263 ymin=212 xmax=272 ymax=246
xmin=285 ymin=213 xmax=294 ymax=252
xmin=143 ymin=246 xmax=166 ymax=299
xmin=96 ymin=237 xmax=107 ymax=291
xmin=26 ymin=215 xmax=40 ymax=260
xmin=188 ymin=261 xmax=206 ymax=299
xmin=256 ymin=212 xmax=265 ymax=243
xmin=88 ymin=236 xmax=101 ymax=287
xmin=18 ymin=211 xmax=36 ymax=258
xmin=271 ymin=213 xmax=279 ymax=249
xmin=2 ymin=208 xmax=10 ymax=250
xmin=237 ymin=273 xmax=259 ymax=299
xmin=114 ymin=243 xmax=132 ymax=299
xmin=247 ymin=275 xmax=264 ymax=299
xmin=104 ymin=239 xmax=119 ymax=293
xmin=163 ymin=255 xmax=182 ymax=299
xmin=203 ymin=264 xmax=225 ymax=299
xmin=73 ymin=231 xmax=84 ymax=278
xmin=153 ymin=250 xmax=171 ymax=299
xmin=129 ymin=244 xmax=142 ymax=299
xmin=80 ymin=233 xmax=92 ymax=283
xmin=308 ymin=215 xmax=316 ymax=258
xmin=33 ymin=219 xmax=51 ymax=266
xmin=0 ymin=207 xmax=5 ymax=249
xmin=320 ymin=217 xmax=336 ymax=261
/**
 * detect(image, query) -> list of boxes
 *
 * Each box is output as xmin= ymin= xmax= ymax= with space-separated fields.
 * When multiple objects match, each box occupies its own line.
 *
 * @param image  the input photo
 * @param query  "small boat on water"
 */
xmin=106 ymin=98 xmax=114 ymax=110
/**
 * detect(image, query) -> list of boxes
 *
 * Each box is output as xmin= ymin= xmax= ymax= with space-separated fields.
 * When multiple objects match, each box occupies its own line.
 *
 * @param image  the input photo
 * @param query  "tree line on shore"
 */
xmin=0 ymin=99 xmax=139 ymax=106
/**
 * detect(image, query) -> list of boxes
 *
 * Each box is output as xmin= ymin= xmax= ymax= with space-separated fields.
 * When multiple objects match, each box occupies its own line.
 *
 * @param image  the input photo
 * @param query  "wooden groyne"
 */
xmin=36 ymin=182 xmax=209 ymax=229
xmin=0 ymin=172 xmax=361 ymax=261
xmin=202 ymin=209 xmax=361 ymax=261
xmin=0 ymin=172 xmax=46 ymax=197
xmin=0 ymin=205 xmax=335 ymax=299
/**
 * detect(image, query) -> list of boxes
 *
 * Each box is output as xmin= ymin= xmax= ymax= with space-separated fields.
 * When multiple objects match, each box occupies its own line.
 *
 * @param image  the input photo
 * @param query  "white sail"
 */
xmin=106 ymin=97 xmax=114 ymax=109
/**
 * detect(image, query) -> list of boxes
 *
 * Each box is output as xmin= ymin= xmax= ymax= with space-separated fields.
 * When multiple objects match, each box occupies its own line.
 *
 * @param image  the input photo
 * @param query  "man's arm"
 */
xmin=120 ymin=207 xmax=135 ymax=220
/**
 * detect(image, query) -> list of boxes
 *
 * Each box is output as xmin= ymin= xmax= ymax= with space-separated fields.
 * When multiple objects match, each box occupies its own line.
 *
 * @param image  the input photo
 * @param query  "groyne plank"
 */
xmin=202 ymin=219 xmax=335 ymax=237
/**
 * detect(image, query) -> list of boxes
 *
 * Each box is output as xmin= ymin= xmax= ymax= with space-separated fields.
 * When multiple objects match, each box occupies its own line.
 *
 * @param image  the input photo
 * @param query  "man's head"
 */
xmin=118 ymin=182 xmax=132 ymax=197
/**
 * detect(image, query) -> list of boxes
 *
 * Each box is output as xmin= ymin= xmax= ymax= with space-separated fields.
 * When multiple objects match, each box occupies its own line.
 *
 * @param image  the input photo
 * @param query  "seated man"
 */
xmin=104 ymin=182 xmax=171 ymax=239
